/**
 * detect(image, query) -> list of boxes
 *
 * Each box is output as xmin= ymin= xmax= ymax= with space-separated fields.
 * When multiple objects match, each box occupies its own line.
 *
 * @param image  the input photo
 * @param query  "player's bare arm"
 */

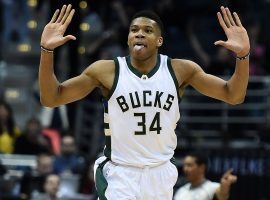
xmin=39 ymin=4 xmax=115 ymax=107
xmin=215 ymin=169 xmax=237 ymax=200
xmin=172 ymin=6 xmax=250 ymax=105
xmin=41 ymin=60 xmax=115 ymax=107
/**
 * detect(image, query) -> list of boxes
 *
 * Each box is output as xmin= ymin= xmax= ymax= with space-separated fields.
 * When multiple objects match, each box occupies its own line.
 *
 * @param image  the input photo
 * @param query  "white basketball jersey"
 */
xmin=103 ymin=54 xmax=180 ymax=167
xmin=174 ymin=180 xmax=220 ymax=200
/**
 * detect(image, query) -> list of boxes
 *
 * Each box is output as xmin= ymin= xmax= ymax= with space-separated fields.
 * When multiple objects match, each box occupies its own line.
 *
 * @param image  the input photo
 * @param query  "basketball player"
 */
xmin=39 ymin=4 xmax=250 ymax=200
xmin=174 ymin=152 xmax=237 ymax=200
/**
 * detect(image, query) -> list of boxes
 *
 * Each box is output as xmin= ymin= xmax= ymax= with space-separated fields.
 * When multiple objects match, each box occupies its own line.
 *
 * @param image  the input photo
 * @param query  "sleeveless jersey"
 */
xmin=103 ymin=54 xmax=180 ymax=167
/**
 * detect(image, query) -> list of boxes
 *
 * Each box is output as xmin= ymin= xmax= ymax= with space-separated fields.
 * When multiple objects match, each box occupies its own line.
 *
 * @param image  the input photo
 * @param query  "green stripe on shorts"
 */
xmin=96 ymin=158 xmax=110 ymax=200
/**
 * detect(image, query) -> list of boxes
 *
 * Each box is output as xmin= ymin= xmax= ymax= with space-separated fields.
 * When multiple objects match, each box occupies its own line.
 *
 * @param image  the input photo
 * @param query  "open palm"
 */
xmin=40 ymin=4 xmax=76 ymax=50
xmin=215 ymin=6 xmax=250 ymax=57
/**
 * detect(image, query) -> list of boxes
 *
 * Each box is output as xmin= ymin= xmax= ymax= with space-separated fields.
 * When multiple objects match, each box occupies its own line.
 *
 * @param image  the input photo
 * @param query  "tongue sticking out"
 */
xmin=134 ymin=45 xmax=144 ymax=51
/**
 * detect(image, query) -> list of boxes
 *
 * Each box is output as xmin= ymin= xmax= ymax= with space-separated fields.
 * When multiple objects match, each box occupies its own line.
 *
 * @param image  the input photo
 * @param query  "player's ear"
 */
xmin=157 ymin=37 xmax=163 ymax=47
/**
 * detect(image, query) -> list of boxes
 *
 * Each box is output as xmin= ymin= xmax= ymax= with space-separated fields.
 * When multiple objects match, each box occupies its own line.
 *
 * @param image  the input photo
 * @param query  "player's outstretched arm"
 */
xmin=214 ymin=6 xmax=250 ymax=104
xmin=39 ymin=5 xmax=105 ymax=107
xmin=174 ymin=6 xmax=250 ymax=105
xmin=215 ymin=169 xmax=237 ymax=200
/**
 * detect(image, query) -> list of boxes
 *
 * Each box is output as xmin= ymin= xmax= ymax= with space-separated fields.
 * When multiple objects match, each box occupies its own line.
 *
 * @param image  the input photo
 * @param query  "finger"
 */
xmin=62 ymin=35 xmax=76 ymax=44
xmin=214 ymin=40 xmax=227 ymax=47
xmin=50 ymin=9 xmax=60 ymax=23
xmin=233 ymin=12 xmax=243 ymax=27
xmin=56 ymin=5 xmax=67 ymax=23
xmin=224 ymin=168 xmax=234 ymax=176
xmin=225 ymin=7 xmax=236 ymax=26
xmin=217 ymin=12 xmax=228 ymax=31
xmin=63 ymin=9 xmax=75 ymax=28
xmin=229 ymin=175 xmax=237 ymax=182
xmin=60 ymin=4 xmax=72 ymax=24
xmin=221 ymin=6 xmax=231 ymax=27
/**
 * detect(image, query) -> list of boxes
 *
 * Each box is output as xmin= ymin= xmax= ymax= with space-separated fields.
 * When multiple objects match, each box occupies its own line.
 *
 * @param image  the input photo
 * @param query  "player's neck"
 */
xmin=47 ymin=193 xmax=57 ymax=200
xmin=191 ymin=177 xmax=206 ymax=188
xmin=130 ymin=53 xmax=158 ymax=75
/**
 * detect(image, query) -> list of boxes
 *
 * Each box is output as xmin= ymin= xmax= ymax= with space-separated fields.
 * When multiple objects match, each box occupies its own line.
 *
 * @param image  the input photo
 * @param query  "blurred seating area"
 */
xmin=0 ymin=0 xmax=270 ymax=199
xmin=0 ymin=139 xmax=96 ymax=199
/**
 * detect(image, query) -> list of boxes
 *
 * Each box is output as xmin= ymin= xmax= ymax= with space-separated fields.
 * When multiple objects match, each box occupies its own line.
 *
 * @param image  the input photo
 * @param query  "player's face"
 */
xmin=183 ymin=156 xmax=204 ymax=183
xmin=127 ymin=17 xmax=163 ymax=60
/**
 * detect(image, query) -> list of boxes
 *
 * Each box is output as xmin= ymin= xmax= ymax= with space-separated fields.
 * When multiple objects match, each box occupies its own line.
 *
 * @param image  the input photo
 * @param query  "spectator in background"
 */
xmin=20 ymin=153 xmax=54 ymax=199
xmin=31 ymin=174 xmax=61 ymax=200
xmin=0 ymin=100 xmax=20 ymax=154
xmin=14 ymin=118 xmax=52 ymax=155
xmin=43 ymin=174 xmax=61 ymax=200
xmin=0 ymin=159 xmax=20 ymax=200
xmin=53 ymin=135 xmax=85 ymax=175
xmin=174 ymin=152 xmax=237 ymax=200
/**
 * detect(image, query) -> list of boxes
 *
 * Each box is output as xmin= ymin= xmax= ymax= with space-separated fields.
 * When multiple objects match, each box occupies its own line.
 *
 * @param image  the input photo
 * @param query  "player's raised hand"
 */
xmin=220 ymin=169 xmax=237 ymax=188
xmin=216 ymin=169 xmax=237 ymax=200
xmin=215 ymin=6 xmax=250 ymax=57
xmin=40 ymin=4 xmax=76 ymax=50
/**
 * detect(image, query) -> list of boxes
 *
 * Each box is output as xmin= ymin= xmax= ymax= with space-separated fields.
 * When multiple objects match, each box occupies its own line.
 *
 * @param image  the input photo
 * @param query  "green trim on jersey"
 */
xmin=104 ymin=123 xmax=110 ymax=129
xmin=170 ymin=157 xmax=177 ymax=167
xmin=103 ymin=99 xmax=108 ymax=113
xmin=103 ymin=100 xmax=111 ymax=159
xmin=167 ymin=58 xmax=179 ymax=92
xmin=125 ymin=54 xmax=161 ymax=78
xmin=95 ymin=158 xmax=110 ymax=200
xmin=106 ymin=58 xmax=120 ymax=100
xmin=104 ymin=136 xmax=111 ymax=159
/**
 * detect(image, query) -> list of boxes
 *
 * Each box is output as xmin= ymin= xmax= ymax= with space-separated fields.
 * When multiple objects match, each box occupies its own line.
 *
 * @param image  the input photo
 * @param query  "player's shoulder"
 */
xmin=203 ymin=180 xmax=220 ymax=190
xmin=89 ymin=59 xmax=115 ymax=71
xmin=182 ymin=182 xmax=192 ymax=189
xmin=174 ymin=183 xmax=191 ymax=198
xmin=84 ymin=59 xmax=115 ymax=76
xmin=168 ymin=58 xmax=203 ymax=86
xmin=178 ymin=183 xmax=191 ymax=191
xmin=170 ymin=58 xmax=201 ymax=72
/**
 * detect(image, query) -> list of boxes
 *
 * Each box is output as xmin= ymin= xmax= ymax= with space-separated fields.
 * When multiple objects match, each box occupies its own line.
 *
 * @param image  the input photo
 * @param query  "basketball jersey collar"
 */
xmin=125 ymin=54 xmax=161 ymax=78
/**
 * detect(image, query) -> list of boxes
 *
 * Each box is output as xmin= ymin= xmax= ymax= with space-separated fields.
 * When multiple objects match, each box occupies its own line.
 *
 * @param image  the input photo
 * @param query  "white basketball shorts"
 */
xmin=94 ymin=156 xmax=178 ymax=200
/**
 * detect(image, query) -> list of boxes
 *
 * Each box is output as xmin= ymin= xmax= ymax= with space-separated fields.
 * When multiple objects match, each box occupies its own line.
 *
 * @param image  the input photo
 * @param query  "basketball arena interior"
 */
xmin=0 ymin=0 xmax=269 ymax=199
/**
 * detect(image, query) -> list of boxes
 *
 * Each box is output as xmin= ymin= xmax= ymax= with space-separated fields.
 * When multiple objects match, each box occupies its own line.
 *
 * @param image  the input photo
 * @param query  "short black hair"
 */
xmin=131 ymin=10 xmax=164 ymax=35
xmin=187 ymin=152 xmax=208 ymax=168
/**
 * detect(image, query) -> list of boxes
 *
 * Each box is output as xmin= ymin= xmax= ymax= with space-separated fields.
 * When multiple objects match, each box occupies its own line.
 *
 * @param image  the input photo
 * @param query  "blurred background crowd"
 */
xmin=0 ymin=0 xmax=269 ymax=199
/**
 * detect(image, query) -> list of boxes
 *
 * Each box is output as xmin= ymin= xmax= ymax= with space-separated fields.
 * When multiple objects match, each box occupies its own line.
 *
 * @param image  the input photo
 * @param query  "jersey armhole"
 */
xmin=105 ymin=58 xmax=120 ymax=100
xmin=167 ymin=57 xmax=181 ymax=100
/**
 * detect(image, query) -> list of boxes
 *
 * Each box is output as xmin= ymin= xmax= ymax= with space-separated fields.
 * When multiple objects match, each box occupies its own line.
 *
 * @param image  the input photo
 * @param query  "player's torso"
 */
xmin=176 ymin=181 xmax=220 ymax=200
xmin=103 ymin=54 xmax=180 ymax=167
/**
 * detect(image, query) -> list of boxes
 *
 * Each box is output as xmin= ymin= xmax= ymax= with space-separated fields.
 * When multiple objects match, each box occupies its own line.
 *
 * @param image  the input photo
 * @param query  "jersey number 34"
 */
xmin=134 ymin=112 xmax=162 ymax=135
